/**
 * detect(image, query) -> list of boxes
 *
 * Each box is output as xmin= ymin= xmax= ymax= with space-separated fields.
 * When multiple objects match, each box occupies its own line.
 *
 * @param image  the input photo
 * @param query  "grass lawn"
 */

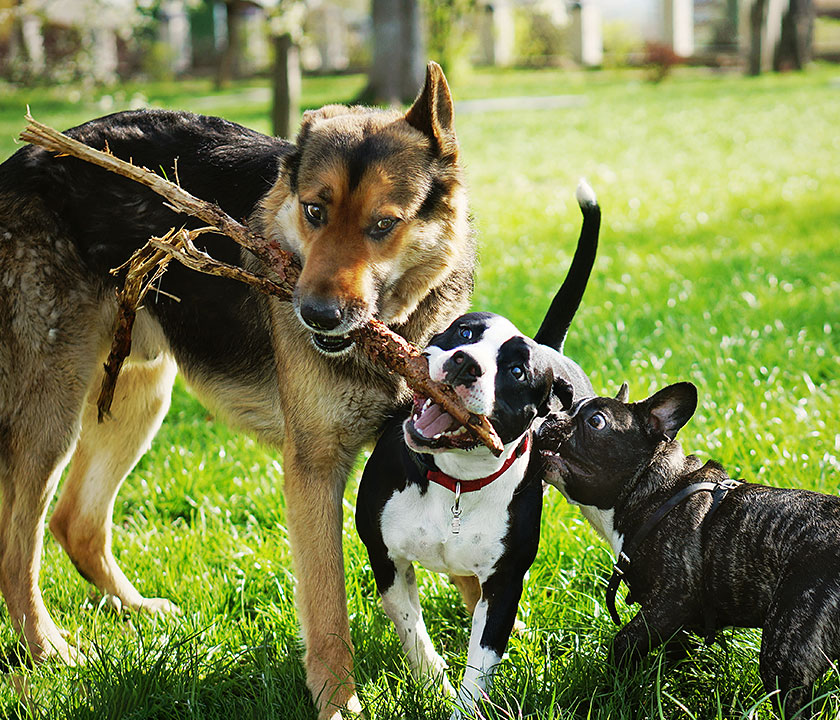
xmin=0 ymin=64 xmax=839 ymax=719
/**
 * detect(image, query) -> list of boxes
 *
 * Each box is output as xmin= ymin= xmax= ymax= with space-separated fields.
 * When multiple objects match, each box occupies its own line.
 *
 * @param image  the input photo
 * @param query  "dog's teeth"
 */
xmin=423 ymin=399 xmax=432 ymax=411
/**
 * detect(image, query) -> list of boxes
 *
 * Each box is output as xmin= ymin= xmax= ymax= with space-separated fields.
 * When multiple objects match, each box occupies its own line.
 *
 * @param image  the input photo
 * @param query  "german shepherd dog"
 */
xmin=0 ymin=63 xmax=474 ymax=718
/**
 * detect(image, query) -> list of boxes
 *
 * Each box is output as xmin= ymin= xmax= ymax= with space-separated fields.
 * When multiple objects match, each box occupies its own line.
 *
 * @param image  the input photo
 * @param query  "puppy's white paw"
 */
xmin=441 ymin=672 xmax=457 ymax=699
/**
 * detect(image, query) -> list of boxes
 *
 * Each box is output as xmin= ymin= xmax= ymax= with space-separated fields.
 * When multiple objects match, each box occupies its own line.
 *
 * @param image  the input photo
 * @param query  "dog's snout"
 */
xmin=536 ymin=414 xmax=572 ymax=447
xmin=299 ymin=296 xmax=343 ymax=331
xmin=443 ymin=350 xmax=482 ymax=386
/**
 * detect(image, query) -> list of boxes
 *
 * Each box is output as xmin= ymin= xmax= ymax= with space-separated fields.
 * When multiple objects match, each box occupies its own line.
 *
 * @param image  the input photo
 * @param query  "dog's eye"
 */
xmin=510 ymin=365 xmax=525 ymax=380
xmin=303 ymin=203 xmax=325 ymax=226
xmin=369 ymin=217 xmax=398 ymax=239
xmin=587 ymin=412 xmax=607 ymax=430
xmin=458 ymin=326 xmax=472 ymax=340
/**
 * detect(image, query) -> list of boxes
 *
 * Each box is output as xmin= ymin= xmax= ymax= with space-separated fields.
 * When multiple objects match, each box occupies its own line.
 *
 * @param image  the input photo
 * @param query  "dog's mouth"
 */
xmin=310 ymin=333 xmax=354 ymax=354
xmin=540 ymin=449 xmax=571 ymax=475
xmin=539 ymin=447 xmax=592 ymax=480
xmin=403 ymin=394 xmax=479 ymax=452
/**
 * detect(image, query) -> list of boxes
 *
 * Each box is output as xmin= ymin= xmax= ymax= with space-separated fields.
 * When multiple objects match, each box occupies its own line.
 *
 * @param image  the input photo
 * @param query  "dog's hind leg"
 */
xmin=49 ymin=354 xmax=178 ymax=615
xmin=0 ymin=225 xmax=110 ymax=663
xmin=0 ymin=435 xmax=82 ymax=665
xmin=759 ymin=606 xmax=826 ymax=719
xmin=449 ymin=574 xmax=481 ymax=615
xmin=0 ymin=346 xmax=96 ymax=664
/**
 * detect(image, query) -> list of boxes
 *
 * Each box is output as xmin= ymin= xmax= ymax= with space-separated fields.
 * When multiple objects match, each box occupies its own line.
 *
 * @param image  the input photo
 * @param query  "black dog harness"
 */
xmin=605 ymin=476 xmax=742 ymax=634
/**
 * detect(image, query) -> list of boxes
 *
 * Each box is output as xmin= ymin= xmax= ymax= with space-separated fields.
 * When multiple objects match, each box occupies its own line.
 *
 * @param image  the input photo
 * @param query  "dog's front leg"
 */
xmin=283 ymin=435 xmax=362 ymax=720
xmin=451 ymin=577 xmax=523 ymax=720
xmin=379 ymin=560 xmax=455 ymax=696
xmin=609 ymin=608 xmax=678 ymax=669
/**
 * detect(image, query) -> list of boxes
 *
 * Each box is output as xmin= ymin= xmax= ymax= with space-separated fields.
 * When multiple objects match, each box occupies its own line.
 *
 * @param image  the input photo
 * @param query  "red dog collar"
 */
xmin=426 ymin=434 xmax=530 ymax=493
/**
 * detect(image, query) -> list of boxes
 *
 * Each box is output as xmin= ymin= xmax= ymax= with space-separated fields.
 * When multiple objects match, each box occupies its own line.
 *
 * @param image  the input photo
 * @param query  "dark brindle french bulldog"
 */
xmin=537 ymin=381 xmax=840 ymax=718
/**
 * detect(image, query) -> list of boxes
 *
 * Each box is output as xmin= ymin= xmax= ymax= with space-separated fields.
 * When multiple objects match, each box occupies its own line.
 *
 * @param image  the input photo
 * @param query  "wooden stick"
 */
xmin=97 ymin=239 xmax=174 ymax=421
xmin=20 ymin=112 xmax=300 ymax=289
xmin=20 ymin=115 xmax=504 ymax=455
xmin=354 ymin=320 xmax=501 ymax=451
xmin=148 ymin=228 xmax=294 ymax=301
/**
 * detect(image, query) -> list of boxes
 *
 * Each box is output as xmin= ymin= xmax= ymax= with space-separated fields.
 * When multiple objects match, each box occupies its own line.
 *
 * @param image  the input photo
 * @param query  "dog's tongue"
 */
xmin=415 ymin=402 xmax=456 ymax=438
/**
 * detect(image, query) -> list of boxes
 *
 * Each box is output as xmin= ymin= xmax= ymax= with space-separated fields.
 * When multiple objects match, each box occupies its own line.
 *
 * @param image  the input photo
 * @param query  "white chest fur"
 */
xmin=380 ymin=449 xmax=529 ymax=579
xmin=579 ymin=505 xmax=624 ymax=556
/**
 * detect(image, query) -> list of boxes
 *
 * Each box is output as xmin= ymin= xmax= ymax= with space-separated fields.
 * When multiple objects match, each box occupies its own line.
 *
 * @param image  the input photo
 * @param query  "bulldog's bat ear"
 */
xmin=404 ymin=61 xmax=457 ymax=160
xmin=615 ymin=382 xmax=629 ymax=403
xmin=641 ymin=382 xmax=698 ymax=441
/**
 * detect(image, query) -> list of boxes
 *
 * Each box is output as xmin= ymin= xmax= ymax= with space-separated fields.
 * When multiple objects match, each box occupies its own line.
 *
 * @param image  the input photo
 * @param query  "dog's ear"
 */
xmin=641 ymin=382 xmax=697 ymax=441
xmin=615 ymin=382 xmax=629 ymax=403
xmin=286 ymin=105 xmax=350 ymax=195
xmin=539 ymin=377 xmax=574 ymax=416
xmin=279 ymin=149 xmax=302 ymax=195
xmin=554 ymin=377 xmax=575 ymax=413
xmin=404 ymin=61 xmax=457 ymax=160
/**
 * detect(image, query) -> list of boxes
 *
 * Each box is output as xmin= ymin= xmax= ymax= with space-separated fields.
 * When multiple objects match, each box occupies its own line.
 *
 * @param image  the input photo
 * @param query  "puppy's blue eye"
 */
xmin=510 ymin=365 xmax=525 ymax=380
xmin=459 ymin=326 xmax=472 ymax=340
xmin=588 ymin=412 xmax=607 ymax=430
xmin=303 ymin=203 xmax=325 ymax=225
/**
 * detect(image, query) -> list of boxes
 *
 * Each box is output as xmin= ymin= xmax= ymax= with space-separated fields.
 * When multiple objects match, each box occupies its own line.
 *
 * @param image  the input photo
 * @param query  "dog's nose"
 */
xmin=299 ymin=296 xmax=343 ymax=331
xmin=443 ymin=350 xmax=482 ymax=386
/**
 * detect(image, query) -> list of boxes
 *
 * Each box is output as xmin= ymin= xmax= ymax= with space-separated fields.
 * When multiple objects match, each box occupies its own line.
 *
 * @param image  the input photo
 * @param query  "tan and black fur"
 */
xmin=0 ymin=62 xmax=474 ymax=719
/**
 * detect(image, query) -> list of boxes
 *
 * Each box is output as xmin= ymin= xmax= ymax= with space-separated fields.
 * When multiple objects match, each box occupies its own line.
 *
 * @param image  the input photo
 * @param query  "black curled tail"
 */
xmin=533 ymin=180 xmax=600 ymax=351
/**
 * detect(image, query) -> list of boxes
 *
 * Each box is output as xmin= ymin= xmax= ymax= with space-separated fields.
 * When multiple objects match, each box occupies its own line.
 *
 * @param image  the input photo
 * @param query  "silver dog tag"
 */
xmin=450 ymin=482 xmax=462 ymax=534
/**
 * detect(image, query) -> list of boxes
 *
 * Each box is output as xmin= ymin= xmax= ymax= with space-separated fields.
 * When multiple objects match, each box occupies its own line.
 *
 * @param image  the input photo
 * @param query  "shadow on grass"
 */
xmin=27 ymin=626 xmax=313 ymax=720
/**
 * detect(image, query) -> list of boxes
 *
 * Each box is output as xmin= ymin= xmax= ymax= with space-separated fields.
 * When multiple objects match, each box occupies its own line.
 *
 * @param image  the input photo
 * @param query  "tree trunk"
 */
xmin=363 ymin=0 xmax=425 ymax=105
xmin=8 ymin=0 xmax=45 ymax=81
xmin=747 ymin=0 xmax=768 ymax=75
xmin=774 ymin=0 xmax=814 ymax=70
xmin=272 ymin=33 xmax=301 ymax=139
xmin=216 ymin=0 xmax=242 ymax=89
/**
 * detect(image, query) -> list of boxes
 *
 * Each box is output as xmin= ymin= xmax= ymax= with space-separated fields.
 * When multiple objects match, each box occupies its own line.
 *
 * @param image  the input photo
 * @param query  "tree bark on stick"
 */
xmin=19 ymin=116 xmax=504 ymax=455
xmin=20 ymin=114 xmax=298 ymax=288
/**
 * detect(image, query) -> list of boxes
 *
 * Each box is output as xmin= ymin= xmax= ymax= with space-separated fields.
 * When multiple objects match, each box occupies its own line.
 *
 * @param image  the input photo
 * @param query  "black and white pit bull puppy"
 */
xmin=537 ymin=381 xmax=840 ymax=718
xmin=356 ymin=183 xmax=599 ymax=718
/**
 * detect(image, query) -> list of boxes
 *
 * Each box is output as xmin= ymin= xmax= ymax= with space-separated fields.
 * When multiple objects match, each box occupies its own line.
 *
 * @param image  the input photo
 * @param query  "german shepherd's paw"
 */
xmin=86 ymin=591 xmax=181 ymax=616
xmin=319 ymin=692 xmax=363 ymax=720
xmin=132 ymin=596 xmax=182 ymax=616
